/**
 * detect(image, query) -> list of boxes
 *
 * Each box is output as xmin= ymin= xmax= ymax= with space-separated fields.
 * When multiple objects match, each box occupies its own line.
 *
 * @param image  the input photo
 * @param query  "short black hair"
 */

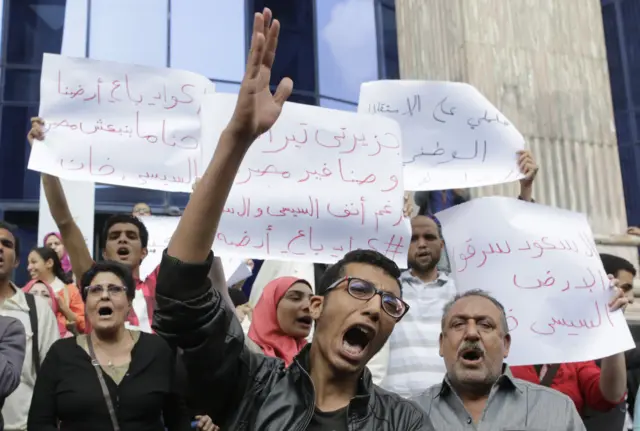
xmin=0 ymin=221 xmax=20 ymax=256
xmin=30 ymin=247 xmax=71 ymax=284
xmin=101 ymin=214 xmax=149 ymax=249
xmin=79 ymin=260 xmax=136 ymax=302
xmin=600 ymin=253 xmax=636 ymax=277
xmin=316 ymin=249 xmax=401 ymax=295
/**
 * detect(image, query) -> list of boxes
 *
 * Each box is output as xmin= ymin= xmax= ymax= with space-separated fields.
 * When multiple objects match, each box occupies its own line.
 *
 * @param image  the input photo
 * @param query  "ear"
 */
xmin=439 ymin=239 xmax=445 ymax=250
xmin=140 ymin=247 xmax=148 ymax=262
xmin=503 ymin=333 xmax=511 ymax=359
xmin=309 ymin=295 xmax=324 ymax=321
xmin=45 ymin=258 xmax=54 ymax=270
xmin=439 ymin=332 xmax=444 ymax=357
xmin=12 ymin=257 xmax=20 ymax=270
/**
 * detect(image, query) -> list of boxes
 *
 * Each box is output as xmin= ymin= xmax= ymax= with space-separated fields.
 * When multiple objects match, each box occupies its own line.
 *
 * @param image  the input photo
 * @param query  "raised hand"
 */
xmin=27 ymin=117 xmax=45 ymax=147
xmin=227 ymin=8 xmax=293 ymax=145
xmin=517 ymin=149 xmax=539 ymax=187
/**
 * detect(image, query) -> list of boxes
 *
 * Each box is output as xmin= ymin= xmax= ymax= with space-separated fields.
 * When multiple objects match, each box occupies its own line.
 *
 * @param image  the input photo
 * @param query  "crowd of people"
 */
xmin=0 ymin=7 xmax=639 ymax=431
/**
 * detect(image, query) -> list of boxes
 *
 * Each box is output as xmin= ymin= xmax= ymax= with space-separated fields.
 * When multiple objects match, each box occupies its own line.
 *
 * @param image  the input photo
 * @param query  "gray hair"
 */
xmin=440 ymin=289 xmax=509 ymax=334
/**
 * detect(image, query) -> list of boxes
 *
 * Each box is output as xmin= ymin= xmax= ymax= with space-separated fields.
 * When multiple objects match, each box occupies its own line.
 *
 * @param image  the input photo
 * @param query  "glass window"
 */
xmin=316 ymin=0 xmax=378 ymax=102
xmin=319 ymin=97 xmax=357 ymax=112
xmin=621 ymin=0 xmax=640 ymax=107
xmin=6 ymin=0 xmax=65 ymax=66
xmin=60 ymin=0 xmax=88 ymax=57
xmin=170 ymin=0 xmax=245 ymax=82
xmin=212 ymin=81 xmax=241 ymax=94
xmin=250 ymin=0 xmax=317 ymax=103
xmin=379 ymin=1 xmax=399 ymax=79
xmin=0 ymin=105 xmax=40 ymax=200
xmin=3 ymin=68 xmax=41 ymax=102
xmin=94 ymin=185 xmax=167 ymax=207
xmin=602 ymin=3 xmax=627 ymax=111
xmin=88 ymin=0 xmax=168 ymax=67
xmin=0 ymin=0 xmax=4 ymax=59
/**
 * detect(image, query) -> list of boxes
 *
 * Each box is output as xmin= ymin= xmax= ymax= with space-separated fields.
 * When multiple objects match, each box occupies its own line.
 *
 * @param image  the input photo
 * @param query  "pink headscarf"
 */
xmin=23 ymin=279 xmax=70 ymax=338
xmin=248 ymin=277 xmax=311 ymax=366
xmin=43 ymin=232 xmax=72 ymax=274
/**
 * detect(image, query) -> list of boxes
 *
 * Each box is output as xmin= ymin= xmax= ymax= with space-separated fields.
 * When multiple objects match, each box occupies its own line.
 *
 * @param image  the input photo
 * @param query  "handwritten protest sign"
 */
xmin=138 ymin=216 xmax=252 ymax=286
xmin=200 ymin=93 xmax=410 ymax=266
xmin=358 ymin=80 xmax=525 ymax=191
xmin=437 ymin=196 xmax=634 ymax=365
xmin=28 ymin=54 xmax=216 ymax=192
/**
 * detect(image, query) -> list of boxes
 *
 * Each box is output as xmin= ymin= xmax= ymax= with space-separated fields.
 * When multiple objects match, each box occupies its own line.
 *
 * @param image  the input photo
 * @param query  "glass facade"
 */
xmin=0 ymin=0 xmax=400 ymax=284
xmin=601 ymin=0 xmax=640 ymax=225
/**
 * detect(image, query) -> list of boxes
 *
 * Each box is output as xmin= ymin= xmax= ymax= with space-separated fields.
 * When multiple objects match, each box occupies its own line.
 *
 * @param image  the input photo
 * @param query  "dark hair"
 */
xmin=316 ymin=249 xmax=402 ymax=295
xmin=30 ymin=247 xmax=71 ymax=284
xmin=441 ymin=289 xmax=509 ymax=334
xmin=0 ymin=221 xmax=20 ymax=256
xmin=600 ymin=253 xmax=636 ymax=278
xmin=101 ymin=214 xmax=149 ymax=249
xmin=79 ymin=261 xmax=136 ymax=302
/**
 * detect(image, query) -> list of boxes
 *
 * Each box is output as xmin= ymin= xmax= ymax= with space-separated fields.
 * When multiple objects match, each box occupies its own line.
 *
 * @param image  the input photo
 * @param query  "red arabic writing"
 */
xmin=454 ymin=234 xmax=598 ymax=272
xmin=512 ymin=267 xmax=607 ymax=293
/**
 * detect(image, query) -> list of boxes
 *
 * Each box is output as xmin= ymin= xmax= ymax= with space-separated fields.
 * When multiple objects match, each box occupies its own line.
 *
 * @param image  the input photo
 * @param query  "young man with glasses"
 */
xmin=151 ymin=8 xmax=433 ymax=430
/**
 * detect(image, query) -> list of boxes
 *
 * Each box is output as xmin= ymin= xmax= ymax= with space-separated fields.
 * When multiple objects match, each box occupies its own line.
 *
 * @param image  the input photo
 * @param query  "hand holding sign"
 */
xmin=227 ymin=8 xmax=293 ymax=145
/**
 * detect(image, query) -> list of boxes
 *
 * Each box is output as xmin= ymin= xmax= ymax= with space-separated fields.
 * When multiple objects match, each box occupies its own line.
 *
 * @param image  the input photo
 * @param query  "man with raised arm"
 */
xmin=29 ymin=121 xmax=159 ymax=331
xmin=152 ymin=8 xmax=433 ymax=430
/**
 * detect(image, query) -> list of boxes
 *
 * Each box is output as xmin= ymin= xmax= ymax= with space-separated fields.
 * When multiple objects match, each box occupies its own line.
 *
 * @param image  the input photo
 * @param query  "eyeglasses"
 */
xmin=84 ymin=284 xmax=127 ymax=296
xmin=325 ymin=276 xmax=409 ymax=320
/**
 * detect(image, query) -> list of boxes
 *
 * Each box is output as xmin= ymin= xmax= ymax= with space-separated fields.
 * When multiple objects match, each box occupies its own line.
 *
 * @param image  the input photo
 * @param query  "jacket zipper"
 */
xmin=295 ymin=365 xmax=317 ymax=431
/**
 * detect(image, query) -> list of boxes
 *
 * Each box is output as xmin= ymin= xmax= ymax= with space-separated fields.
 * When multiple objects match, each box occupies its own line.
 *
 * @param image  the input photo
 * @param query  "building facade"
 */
xmin=0 ymin=0 xmax=399 ymax=285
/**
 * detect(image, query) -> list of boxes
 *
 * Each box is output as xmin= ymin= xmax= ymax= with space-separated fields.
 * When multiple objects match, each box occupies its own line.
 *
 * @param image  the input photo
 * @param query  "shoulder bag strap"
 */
xmin=24 ymin=293 xmax=40 ymax=375
xmin=539 ymin=364 xmax=560 ymax=387
xmin=87 ymin=335 xmax=121 ymax=431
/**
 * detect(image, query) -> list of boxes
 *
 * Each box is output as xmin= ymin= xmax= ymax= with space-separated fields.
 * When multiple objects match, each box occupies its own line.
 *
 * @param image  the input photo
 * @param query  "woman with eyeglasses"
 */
xmin=247 ymin=277 xmax=314 ymax=365
xmin=27 ymin=261 xmax=215 ymax=431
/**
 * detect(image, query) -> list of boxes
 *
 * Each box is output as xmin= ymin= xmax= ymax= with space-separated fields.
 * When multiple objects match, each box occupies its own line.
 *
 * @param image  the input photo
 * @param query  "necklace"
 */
xmin=91 ymin=330 xmax=133 ymax=369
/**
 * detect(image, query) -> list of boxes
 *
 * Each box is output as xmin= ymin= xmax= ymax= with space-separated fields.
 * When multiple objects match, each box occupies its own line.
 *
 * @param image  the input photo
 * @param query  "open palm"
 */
xmin=228 ymin=8 xmax=293 ymax=143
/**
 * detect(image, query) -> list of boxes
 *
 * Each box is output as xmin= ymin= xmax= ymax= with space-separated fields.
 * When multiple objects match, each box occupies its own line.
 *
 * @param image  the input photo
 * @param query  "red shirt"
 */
xmin=127 ymin=265 xmax=160 ymax=328
xmin=510 ymin=361 xmax=623 ymax=414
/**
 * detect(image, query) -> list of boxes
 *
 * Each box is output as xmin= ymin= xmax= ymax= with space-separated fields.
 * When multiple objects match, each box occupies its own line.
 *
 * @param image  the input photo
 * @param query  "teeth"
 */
xmin=343 ymin=340 xmax=364 ymax=355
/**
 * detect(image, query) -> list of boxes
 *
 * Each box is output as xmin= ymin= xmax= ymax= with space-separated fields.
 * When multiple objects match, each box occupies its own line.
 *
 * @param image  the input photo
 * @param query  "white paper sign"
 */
xmin=201 ymin=93 xmax=411 ymax=266
xmin=28 ymin=54 xmax=216 ymax=192
xmin=38 ymin=179 xmax=95 ymax=254
xmin=437 ymin=196 xmax=634 ymax=365
xmin=138 ymin=215 xmax=252 ymax=287
xmin=358 ymin=80 xmax=525 ymax=191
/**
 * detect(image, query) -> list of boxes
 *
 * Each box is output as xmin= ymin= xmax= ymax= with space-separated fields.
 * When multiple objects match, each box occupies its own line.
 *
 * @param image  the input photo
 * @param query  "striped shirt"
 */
xmin=381 ymin=270 xmax=456 ymax=398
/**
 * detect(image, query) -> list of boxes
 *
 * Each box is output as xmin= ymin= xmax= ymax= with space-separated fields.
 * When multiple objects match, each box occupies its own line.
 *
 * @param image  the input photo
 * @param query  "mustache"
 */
xmin=458 ymin=341 xmax=484 ymax=355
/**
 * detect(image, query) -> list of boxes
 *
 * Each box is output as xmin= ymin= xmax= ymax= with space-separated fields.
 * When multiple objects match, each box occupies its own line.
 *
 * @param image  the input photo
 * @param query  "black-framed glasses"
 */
xmin=325 ymin=276 xmax=409 ymax=320
xmin=84 ymin=284 xmax=127 ymax=296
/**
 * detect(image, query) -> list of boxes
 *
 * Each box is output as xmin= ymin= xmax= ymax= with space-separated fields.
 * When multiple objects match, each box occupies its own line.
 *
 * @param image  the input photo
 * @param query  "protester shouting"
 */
xmin=151 ymin=8 xmax=433 ymax=430
xmin=26 ymin=247 xmax=85 ymax=334
xmin=413 ymin=290 xmax=586 ymax=430
xmin=27 ymin=261 xmax=207 ymax=430
xmin=246 ymin=277 xmax=313 ymax=364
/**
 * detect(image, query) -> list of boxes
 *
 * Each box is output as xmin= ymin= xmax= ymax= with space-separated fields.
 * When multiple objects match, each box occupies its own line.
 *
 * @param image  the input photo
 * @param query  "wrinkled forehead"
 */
xmin=343 ymin=262 xmax=400 ymax=296
xmin=445 ymin=295 xmax=502 ymax=323
xmin=411 ymin=217 xmax=439 ymax=234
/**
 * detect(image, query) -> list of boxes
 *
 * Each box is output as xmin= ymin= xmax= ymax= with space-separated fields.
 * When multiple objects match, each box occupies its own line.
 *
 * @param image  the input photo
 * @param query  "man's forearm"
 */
xmin=599 ymin=352 xmax=627 ymax=402
xmin=41 ymin=174 xmax=74 ymax=227
xmin=168 ymin=129 xmax=250 ymax=263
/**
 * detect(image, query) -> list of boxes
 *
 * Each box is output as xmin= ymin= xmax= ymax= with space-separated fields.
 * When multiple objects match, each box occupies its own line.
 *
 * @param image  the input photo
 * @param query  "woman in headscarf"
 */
xmin=25 ymin=247 xmax=85 ymax=334
xmin=43 ymin=232 xmax=73 ymax=280
xmin=23 ymin=279 xmax=73 ymax=338
xmin=247 ymin=277 xmax=313 ymax=366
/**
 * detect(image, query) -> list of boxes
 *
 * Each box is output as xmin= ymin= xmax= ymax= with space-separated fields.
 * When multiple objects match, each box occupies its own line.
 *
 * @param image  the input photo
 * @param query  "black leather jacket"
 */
xmin=153 ymin=251 xmax=434 ymax=430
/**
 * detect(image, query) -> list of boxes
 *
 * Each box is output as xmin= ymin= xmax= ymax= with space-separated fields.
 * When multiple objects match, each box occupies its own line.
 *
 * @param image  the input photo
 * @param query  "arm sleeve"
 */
xmin=577 ymin=361 xmax=623 ymax=412
xmin=162 ymin=350 xmax=192 ymax=431
xmin=152 ymin=250 xmax=251 ymax=424
xmin=36 ymin=298 xmax=60 ymax=362
xmin=66 ymin=284 xmax=86 ymax=332
xmin=0 ymin=318 xmax=25 ymax=397
xmin=566 ymin=396 xmax=588 ymax=431
xmin=26 ymin=341 xmax=60 ymax=431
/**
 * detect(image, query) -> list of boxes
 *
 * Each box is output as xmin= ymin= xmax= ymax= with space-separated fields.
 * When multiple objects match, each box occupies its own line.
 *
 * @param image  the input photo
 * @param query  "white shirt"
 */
xmin=0 ymin=283 xmax=59 ymax=430
xmin=381 ymin=270 xmax=456 ymax=398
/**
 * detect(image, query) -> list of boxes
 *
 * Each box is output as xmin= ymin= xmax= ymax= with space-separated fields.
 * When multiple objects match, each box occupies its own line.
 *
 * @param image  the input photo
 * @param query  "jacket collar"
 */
xmin=293 ymin=344 xmax=375 ymax=417
xmin=438 ymin=364 xmax=522 ymax=397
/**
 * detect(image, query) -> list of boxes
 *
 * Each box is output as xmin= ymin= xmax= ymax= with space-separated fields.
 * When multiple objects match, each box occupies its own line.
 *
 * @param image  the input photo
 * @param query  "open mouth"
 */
xmin=297 ymin=316 xmax=312 ymax=326
xmin=116 ymin=247 xmax=130 ymax=258
xmin=97 ymin=305 xmax=114 ymax=318
xmin=459 ymin=346 xmax=485 ymax=365
xmin=341 ymin=324 xmax=375 ymax=362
